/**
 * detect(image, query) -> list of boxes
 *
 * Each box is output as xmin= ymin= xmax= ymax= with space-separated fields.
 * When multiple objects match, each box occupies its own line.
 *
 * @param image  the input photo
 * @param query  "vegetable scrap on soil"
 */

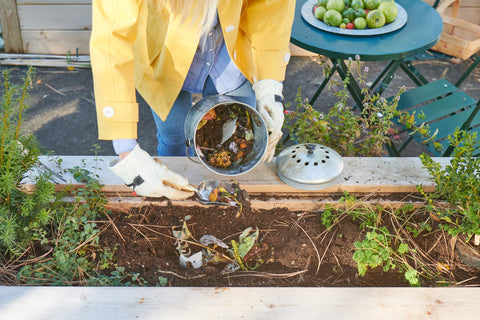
xmin=207 ymin=181 xmax=250 ymax=214
xmin=195 ymin=103 xmax=255 ymax=169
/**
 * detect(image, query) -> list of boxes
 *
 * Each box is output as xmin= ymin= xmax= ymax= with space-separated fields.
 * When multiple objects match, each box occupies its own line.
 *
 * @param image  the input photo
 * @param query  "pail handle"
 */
xmin=185 ymin=140 xmax=201 ymax=163
xmin=187 ymin=149 xmax=201 ymax=163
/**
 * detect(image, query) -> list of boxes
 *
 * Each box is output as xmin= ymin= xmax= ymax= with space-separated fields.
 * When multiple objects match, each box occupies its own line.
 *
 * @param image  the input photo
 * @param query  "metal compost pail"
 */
xmin=185 ymin=95 xmax=268 ymax=176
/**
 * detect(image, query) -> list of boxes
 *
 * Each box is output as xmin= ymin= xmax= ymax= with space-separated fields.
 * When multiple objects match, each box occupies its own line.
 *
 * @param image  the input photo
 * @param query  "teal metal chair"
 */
xmin=386 ymin=0 xmax=480 ymax=157
xmin=387 ymin=79 xmax=480 ymax=157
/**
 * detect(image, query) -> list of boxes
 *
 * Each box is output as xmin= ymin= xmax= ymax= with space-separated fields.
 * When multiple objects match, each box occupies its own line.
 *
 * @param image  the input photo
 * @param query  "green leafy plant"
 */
xmin=321 ymin=192 xmax=381 ymax=230
xmin=321 ymin=193 xmax=435 ymax=286
xmin=17 ymin=162 xmax=147 ymax=286
xmin=353 ymin=227 xmax=420 ymax=286
xmin=282 ymin=57 xmax=442 ymax=157
xmin=394 ymin=110 xmax=442 ymax=153
xmin=283 ymin=58 xmax=404 ymax=156
xmin=0 ymin=68 xmax=141 ymax=286
xmin=418 ymin=129 xmax=480 ymax=239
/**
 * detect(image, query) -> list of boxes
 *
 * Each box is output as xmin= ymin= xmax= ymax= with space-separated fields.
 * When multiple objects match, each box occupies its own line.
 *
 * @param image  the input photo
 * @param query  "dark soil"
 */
xmin=99 ymin=203 xmax=480 ymax=287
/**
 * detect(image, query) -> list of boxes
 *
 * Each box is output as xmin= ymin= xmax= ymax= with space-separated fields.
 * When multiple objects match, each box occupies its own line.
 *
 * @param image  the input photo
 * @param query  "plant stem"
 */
xmin=15 ymin=66 xmax=33 ymax=140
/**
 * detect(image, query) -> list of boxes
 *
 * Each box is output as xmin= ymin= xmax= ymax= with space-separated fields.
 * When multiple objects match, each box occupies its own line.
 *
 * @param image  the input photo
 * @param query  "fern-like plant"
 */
xmin=0 ymin=67 xmax=60 ymax=255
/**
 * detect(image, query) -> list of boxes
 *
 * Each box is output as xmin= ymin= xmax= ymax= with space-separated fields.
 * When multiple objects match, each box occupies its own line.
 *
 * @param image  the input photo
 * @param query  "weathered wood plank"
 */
xmin=0 ymin=0 xmax=24 ymax=53
xmin=105 ymin=197 xmax=433 ymax=212
xmin=21 ymin=30 xmax=91 ymax=54
xmin=16 ymin=5 xmax=91 ymax=30
xmin=17 ymin=0 xmax=91 ymax=4
xmin=0 ymin=53 xmax=90 ymax=60
xmin=0 ymin=287 xmax=479 ymax=320
xmin=0 ymin=53 xmax=91 ymax=67
xmin=30 ymin=156 xmax=449 ymax=196
xmin=0 ymin=58 xmax=91 ymax=68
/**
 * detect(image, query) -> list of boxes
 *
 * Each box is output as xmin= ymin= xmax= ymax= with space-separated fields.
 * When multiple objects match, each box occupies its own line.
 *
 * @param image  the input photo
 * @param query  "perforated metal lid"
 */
xmin=276 ymin=143 xmax=344 ymax=190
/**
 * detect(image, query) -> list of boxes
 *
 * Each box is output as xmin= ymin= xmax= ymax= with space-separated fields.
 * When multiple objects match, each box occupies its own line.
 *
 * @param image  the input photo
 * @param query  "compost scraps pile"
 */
xmin=195 ymin=103 xmax=255 ymax=168
xmin=172 ymin=218 xmax=269 ymax=274
xmin=207 ymin=181 xmax=249 ymax=206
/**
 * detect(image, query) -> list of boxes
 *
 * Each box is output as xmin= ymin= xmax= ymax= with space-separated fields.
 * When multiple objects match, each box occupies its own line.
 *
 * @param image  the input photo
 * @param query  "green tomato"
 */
xmin=323 ymin=9 xmax=343 ymax=26
xmin=353 ymin=17 xmax=367 ymax=29
xmin=378 ymin=1 xmax=398 ymax=23
xmin=326 ymin=0 xmax=345 ymax=12
xmin=342 ymin=7 xmax=356 ymax=21
xmin=366 ymin=9 xmax=386 ymax=28
xmin=315 ymin=6 xmax=328 ymax=20
xmin=350 ymin=0 xmax=364 ymax=9
xmin=318 ymin=0 xmax=329 ymax=7
xmin=364 ymin=0 xmax=380 ymax=10
xmin=354 ymin=8 xmax=366 ymax=18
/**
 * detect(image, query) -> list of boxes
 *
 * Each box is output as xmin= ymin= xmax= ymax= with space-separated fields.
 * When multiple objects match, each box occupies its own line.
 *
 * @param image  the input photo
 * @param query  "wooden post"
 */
xmin=0 ymin=0 xmax=24 ymax=53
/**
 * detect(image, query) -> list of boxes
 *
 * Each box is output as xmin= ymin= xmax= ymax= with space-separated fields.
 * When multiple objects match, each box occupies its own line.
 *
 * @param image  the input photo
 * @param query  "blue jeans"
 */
xmin=151 ymin=77 xmax=256 ymax=156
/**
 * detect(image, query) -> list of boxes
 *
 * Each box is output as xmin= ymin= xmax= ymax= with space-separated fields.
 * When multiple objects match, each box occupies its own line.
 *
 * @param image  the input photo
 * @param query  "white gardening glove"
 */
xmin=109 ymin=144 xmax=193 ymax=200
xmin=252 ymin=79 xmax=285 ymax=162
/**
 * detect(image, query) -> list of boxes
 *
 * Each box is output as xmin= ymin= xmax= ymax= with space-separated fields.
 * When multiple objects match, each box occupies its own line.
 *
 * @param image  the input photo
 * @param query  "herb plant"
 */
xmin=418 ymin=129 xmax=480 ymax=239
xmin=353 ymin=227 xmax=419 ymax=286
xmin=283 ymin=58 xmax=404 ymax=156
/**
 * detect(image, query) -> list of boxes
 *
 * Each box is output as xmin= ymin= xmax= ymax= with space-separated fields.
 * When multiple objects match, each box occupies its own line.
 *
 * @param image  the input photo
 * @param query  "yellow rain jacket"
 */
xmin=90 ymin=0 xmax=295 ymax=140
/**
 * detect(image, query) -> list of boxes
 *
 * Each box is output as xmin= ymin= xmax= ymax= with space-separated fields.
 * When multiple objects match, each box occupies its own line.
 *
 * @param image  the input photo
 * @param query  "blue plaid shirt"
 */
xmin=182 ymin=15 xmax=245 ymax=94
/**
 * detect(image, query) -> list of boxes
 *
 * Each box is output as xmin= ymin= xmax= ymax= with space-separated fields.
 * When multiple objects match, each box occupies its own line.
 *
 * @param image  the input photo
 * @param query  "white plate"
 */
xmin=301 ymin=0 xmax=408 ymax=36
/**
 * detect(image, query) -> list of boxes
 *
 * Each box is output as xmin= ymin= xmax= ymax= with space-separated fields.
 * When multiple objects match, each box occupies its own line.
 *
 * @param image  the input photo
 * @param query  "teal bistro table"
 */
xmin=290 ymin=0 xmax=444 ymax=109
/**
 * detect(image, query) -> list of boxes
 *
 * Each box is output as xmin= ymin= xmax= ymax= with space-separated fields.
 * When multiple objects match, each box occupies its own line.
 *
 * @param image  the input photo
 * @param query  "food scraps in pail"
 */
xmin=195 ymin=104 xmax=254 ymax=169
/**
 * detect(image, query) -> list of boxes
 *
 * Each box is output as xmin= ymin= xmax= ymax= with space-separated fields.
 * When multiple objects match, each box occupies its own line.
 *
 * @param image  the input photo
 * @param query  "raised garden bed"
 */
xmin=3 ymin=155 xmax=479 ymax=318
xmin=24 ymin=156 xmax=479 ymax=282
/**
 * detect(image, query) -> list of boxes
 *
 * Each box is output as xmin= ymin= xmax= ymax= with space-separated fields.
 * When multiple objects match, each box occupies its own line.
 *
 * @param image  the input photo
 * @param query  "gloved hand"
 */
xmin=252 ymin=79 xmax=285 ymax=162
xmin=109 ymin=144 xmax=194 ymax=200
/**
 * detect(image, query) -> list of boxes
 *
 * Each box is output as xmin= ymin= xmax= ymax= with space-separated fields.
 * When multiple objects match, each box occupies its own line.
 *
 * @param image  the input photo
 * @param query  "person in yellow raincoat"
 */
xmin=90 ymin=0 xmax=295 ymax=199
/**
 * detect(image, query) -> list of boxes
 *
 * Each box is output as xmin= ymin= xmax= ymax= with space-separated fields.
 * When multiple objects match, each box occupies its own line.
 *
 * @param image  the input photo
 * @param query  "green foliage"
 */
xmin=17 ymin=167 xmax=144 ymax=286
xmin=353 ymin=227 xmax=419 ymax=286
xmin=394 ymin=111 xmax=443 ymax=153
xmin=353 ymin=229 xmax=393 ymax=275
xmin=396 ymin=204 xmax=433 ymax=238
xmin=321 ymin=192 xmax=381 ymax=230
xmin=325 ymin=193 xmax=427 ymax=286
xmin=282 ymin=59 xmax=404 ymax=156
xmin=0 ymin=68 xmax=141 ymax=286
xmin=320 ymin=207 xmax=337 ymax=229
xmin=418 ymin=129 xmax=480 ymax=238
xmin=0 ymin=67 xmax=58 ymax=256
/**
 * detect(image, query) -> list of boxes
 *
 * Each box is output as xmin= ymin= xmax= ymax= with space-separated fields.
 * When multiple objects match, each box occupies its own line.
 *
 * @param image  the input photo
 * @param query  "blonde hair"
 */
xmin=158 ymin=0 xmax=219 ymax=40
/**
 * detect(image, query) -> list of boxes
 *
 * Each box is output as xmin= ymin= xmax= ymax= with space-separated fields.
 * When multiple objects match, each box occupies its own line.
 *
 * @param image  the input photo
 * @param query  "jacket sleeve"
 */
xmin=242 ymin=0 xmax=296 ymax=81
xmin=90 ymin=0 xmax=141 ymax=140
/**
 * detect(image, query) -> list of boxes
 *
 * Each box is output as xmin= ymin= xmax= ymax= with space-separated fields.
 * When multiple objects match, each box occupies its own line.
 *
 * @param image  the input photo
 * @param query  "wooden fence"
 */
xmin=0 ymin=0 xmax=479 ymax=55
